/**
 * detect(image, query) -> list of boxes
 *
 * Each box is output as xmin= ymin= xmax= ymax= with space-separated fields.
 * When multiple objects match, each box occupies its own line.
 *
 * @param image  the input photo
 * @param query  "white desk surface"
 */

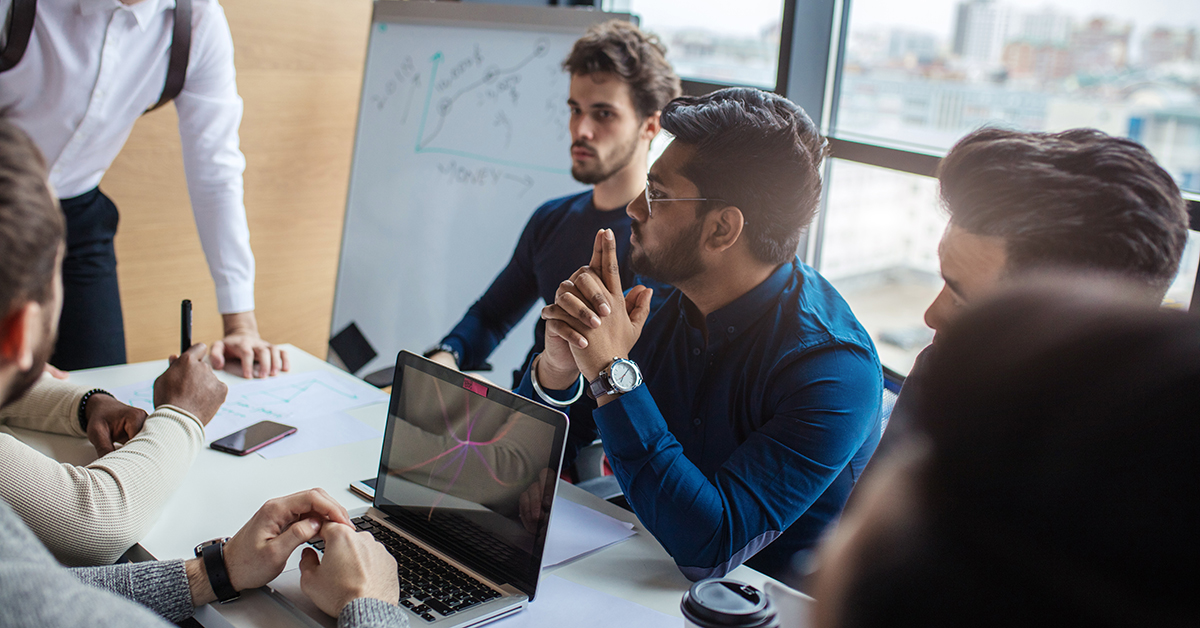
xmin=10 ymin=345 xmax=786 ymax=626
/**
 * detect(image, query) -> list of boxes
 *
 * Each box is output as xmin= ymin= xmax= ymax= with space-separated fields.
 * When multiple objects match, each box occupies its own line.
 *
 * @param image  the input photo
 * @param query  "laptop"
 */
xmin=273 ymin=350 xmax=569 ymax=628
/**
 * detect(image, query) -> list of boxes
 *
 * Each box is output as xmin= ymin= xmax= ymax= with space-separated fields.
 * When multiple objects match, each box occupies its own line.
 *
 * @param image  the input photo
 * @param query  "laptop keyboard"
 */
xmin=308 ymin=515 xmax=503 ymax=622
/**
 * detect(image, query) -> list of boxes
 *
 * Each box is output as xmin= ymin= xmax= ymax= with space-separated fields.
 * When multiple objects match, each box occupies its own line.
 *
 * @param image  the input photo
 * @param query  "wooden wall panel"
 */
xmin=104 ymin=0 xmax=373 ymax=363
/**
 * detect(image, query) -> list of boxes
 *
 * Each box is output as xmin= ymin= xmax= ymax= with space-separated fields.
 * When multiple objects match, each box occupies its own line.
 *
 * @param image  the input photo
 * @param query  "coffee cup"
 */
xmin=680 ymin=579 xmax=779 ymax=628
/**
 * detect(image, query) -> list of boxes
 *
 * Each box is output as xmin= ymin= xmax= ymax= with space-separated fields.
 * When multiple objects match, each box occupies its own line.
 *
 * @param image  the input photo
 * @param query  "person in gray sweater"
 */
xmin=0 ymin=120 xmax=407 ymax=626
xmin=0 ymin=490 xmax=408 ymax=628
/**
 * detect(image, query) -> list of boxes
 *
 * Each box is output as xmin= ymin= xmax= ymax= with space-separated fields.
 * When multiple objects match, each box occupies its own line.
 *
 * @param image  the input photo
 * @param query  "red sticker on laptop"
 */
xmin=463 ymin=378 xmax=489 ymax=397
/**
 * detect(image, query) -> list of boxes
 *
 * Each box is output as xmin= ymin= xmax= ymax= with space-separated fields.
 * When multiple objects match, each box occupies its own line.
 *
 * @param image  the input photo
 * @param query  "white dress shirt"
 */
xmin=0 ymin=0 xmax=254 ymax=314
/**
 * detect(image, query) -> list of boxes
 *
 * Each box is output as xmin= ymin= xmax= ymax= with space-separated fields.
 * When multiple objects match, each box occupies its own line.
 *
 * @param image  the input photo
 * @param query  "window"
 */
xmin=1164 ymin=230 xmax=1200 ymax=310
xmin=837 ymin=0 xmax=1200 ymax=194
xmin=612 ymin=0 xmax=787 ymax=89
xmin=819 ymin=159 xmax=946 ymax=374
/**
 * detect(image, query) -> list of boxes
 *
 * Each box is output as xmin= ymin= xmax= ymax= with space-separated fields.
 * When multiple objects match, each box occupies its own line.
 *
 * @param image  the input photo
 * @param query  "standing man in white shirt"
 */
xmin=0 ymin=0 xmax=286 ymax=377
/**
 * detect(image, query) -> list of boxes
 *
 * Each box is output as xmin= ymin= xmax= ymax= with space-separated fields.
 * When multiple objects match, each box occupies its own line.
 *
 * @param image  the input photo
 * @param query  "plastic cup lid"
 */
xmin=680 ymin=579 xmax=777 ymax=627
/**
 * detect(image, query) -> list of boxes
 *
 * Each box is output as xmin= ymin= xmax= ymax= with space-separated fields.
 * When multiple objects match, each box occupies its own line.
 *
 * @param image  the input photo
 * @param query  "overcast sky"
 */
xmin=626 ymin=0 xmax=1200 ymax=41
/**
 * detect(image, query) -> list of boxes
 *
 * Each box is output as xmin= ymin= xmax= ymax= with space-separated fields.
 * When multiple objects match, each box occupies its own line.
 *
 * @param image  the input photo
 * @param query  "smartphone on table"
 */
xmin=210 ymin=420 xmax=297 ymax=456
xmin=349 ymin=477 xmax=377 ymax=501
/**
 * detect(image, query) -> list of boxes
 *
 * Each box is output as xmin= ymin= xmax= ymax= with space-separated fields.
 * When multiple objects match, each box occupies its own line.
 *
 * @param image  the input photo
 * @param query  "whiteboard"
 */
xmin=331 ymin=2 xmax=626 ymax=379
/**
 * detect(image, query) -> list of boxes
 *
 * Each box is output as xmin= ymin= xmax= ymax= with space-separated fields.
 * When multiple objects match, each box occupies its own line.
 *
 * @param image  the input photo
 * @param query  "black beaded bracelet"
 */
xmin=77 ymin=388 xmax=111 ymax=432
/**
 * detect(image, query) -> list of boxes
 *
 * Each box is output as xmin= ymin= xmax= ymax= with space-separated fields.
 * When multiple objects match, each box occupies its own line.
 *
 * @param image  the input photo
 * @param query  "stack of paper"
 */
xmin=543 ymin=498 xmax=636 ymax=568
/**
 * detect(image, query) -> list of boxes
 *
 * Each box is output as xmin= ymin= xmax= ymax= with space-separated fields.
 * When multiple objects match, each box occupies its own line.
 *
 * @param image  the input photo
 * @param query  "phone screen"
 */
xmin=210 ymin=420 xmax=297 ymax=455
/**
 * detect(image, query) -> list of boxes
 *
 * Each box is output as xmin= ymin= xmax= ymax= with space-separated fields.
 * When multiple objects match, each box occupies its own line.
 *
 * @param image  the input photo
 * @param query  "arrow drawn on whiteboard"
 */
xmin=503 ymin=173 xmax=534 ymax=197
xmin=415 ymin=52 xmax=444 ymax=152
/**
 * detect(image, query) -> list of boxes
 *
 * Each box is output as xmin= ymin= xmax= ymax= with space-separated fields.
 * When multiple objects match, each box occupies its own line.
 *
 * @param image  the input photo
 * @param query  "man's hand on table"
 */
xmin=211 ymin=311 xmax=290 ymax=379
xmin=299 ymin=521 xmax=400 ymax=617
xmin=153 ymin=343 xmax=228 ymax=425
xmin=541 ymin=229 xmax=653 ymax=400
xmin=83 ymin=393 xmax=148 ymax=456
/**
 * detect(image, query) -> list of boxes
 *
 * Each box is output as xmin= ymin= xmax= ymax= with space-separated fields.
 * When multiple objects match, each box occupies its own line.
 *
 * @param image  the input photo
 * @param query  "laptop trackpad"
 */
xmin=268 ymin=568 xmax=338 ymax=628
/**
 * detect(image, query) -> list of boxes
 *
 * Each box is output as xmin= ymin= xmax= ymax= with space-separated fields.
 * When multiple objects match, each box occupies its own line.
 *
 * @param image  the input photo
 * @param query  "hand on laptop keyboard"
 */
xmin=299 ymin=521 xmax=400 ymax=617
xmin=309 ymin=516 xmax=504 ymax=623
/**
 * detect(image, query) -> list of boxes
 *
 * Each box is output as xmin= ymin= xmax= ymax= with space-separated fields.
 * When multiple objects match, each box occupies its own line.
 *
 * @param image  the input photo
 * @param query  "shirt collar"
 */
xmin=79 ymin=0 xmax=175 ymax=31
xmin=681 ymin=258 xmax=797 ymax=346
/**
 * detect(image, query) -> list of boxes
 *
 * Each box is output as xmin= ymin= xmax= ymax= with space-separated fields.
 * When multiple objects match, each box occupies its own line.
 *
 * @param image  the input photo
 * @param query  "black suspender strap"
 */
xmin=146 ymin=0 xmax=192 ymax=113
xmin=2 ymin=0 xmax=191 ymax=111
xmin=0 ymin=0 xmax=36 ymax=72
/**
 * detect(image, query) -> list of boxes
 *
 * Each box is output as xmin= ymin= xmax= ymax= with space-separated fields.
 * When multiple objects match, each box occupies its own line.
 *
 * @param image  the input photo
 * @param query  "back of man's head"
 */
xmin=563 ymin=20 xmax=681 ymax=119
xmin=827 ymin=278 xmax=1199 ymax=627
xmin=0 ymin=120 xmax=63 ymax=319
xmin=659 ymin=87 xmax=828 ymax=265
xmin=937 ymin=127 xmax=1189 ymax=298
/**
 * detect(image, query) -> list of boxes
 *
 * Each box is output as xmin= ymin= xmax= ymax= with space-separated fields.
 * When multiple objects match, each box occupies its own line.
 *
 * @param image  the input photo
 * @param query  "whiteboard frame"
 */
xmin=330 ymin=1 xmax=632 ymax=370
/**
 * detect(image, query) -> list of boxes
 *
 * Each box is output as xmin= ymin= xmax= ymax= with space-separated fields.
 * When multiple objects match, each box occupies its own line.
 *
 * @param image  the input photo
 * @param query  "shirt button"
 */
xmin=727 ymin=326 xmax=736 ymax=334
xmin=692 ymin=348 xmax=701 ymax=356
xmin=693 ymin=417 xmax=702 ymax=426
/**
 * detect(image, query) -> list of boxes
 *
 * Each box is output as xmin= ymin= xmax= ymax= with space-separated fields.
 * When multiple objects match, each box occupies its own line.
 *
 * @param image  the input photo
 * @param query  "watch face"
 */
xmin=611 ymin=361 xmax=639 ymax=391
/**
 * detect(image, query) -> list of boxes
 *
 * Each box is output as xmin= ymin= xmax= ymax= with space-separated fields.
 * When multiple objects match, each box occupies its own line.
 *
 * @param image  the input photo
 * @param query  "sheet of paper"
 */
xmin=109 ymin=370 xmax=388 ymax=452
xmin=492 ymin=575 xmax=681 ymax=628
xmin=542 ymin=497 xmax=636 ymax=568
xmin=256 ymin=411 xmax=381 ymax=459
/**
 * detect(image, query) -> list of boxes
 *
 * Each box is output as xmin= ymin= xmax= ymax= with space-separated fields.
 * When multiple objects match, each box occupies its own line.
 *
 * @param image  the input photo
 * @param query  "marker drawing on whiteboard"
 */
xmin=436 ymin=160 xmax=535 ymax=197
xmin=369 ymin=56 xmax=421 ymax=117
xmin=412 ymin=39 xmax=568 ymax=175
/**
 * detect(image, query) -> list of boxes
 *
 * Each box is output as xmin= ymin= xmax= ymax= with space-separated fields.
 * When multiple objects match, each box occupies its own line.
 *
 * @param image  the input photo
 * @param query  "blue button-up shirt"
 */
xmin=518 ymin=258 xmax=882 ymax=579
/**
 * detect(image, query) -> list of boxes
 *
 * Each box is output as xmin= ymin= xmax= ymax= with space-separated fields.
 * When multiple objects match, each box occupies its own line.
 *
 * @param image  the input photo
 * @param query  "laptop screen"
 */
xmin=375 ymin=352 xmax=568 ymax=598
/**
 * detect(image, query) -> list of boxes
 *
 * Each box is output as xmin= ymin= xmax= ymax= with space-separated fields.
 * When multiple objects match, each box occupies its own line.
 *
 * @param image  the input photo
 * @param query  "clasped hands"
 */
xmin=190 ymin=488 xmax=398 ymax=617
xmin=538 ymin=229 xmax=653 ymax=402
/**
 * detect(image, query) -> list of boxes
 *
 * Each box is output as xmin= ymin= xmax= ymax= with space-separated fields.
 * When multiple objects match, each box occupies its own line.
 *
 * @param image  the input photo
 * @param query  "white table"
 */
xmin=9 ymin=345 xmax=790 ymax=626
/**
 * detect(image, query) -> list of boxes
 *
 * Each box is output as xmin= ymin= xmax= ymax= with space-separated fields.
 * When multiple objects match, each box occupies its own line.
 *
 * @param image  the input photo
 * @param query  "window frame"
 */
xmin=778 ymin=0 xmax=1200 ymax=302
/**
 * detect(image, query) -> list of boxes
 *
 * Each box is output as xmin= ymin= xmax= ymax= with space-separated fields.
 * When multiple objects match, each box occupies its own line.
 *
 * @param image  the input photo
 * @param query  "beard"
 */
xmin=628 ymin=218 xmax=706 ymax=286
xmin=570 ymin=131 xmax=640 ymax=185
xmin=1 ymin=308 xmax=55 ymax=409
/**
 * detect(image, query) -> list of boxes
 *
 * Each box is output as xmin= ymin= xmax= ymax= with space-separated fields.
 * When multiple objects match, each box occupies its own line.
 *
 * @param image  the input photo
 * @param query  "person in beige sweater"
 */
xmin=0 ymin=363 xmax=222 ymax=566
xmin=0 ymin=122 xmax=228 ymax=566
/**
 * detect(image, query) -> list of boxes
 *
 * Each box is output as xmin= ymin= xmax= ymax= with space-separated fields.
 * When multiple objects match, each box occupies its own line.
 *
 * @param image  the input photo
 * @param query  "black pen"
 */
xmin=181 ymin=300 xmax=192 ymax=355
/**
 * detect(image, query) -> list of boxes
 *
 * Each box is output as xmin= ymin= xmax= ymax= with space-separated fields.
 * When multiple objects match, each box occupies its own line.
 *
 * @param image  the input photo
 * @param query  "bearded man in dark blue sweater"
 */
xmin=428 ymin=21 xmax=679 ymax=399
xmin=526 ymin=88 xmax=883 ymax=580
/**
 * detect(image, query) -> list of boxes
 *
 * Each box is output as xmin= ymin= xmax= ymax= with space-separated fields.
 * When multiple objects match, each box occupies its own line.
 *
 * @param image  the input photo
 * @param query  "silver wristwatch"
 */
xmin=588 ymin=358 xmax=643 ymax=398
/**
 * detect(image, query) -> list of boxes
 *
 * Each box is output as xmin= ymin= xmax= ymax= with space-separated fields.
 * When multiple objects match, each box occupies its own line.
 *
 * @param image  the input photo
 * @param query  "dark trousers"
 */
xmin=51 ymin=188 xmax=127 ymax=370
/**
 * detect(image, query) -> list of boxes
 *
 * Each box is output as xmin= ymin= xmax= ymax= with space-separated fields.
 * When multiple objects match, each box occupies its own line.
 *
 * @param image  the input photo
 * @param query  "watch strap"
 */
xmin=423 ymin=342 xmax=461 ymax=366
xmin=588 ymin=373 xmax=615 ymax=399
xmin=200 ymin=538 xmax=239 ymax=603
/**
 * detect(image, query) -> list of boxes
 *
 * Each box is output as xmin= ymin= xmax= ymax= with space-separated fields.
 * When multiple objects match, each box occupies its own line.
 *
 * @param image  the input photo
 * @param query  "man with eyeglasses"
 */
xmin=522 ymin=87 xmax=883 ymax=581
xmin=425 ymin=22 xmax=678 ymax=415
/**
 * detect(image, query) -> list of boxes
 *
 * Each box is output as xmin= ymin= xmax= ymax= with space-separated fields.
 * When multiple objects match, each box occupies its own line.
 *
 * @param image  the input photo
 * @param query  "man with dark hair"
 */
xmin=812 ymin=279 xmax=1198 ymax=627
xmin=0 ymin=119 xmax=407 ymax=627
xmin=876 ymin=127 xmax=1189 ymax=455
xmin=427 ymin=21 xmax=680 ymax=405
xmin=526 ymin=87 xmax=883 ymax=580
